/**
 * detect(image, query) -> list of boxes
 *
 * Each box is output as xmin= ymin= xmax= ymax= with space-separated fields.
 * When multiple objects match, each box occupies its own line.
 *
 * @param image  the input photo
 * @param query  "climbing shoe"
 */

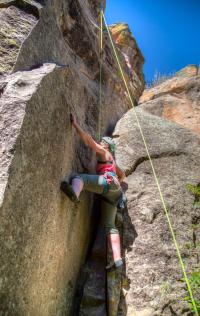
xmin=60 ymin=181 xmax=80 ymax=203
xmin=106 ymin=258 xmax=123 ymax=271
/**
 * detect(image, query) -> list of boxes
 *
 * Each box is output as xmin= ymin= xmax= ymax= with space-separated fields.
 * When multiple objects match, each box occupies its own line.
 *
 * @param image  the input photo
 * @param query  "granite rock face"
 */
xmin=0 ymin=0 xmax=144 ymax=315
xmin=0 ymin=63 xmax=93 ymax=316
xmin=113 ymin=67 xmax=200 ymax=315
xmin=110 ymin=23 xmax=145 ymax=100
xmin=0 ymin=2 xmax=39 ymax=74
xmin=1 ymin=0 xmax=200 ymax=315
xmin=140 ymin=65 xmax=200 ymax=136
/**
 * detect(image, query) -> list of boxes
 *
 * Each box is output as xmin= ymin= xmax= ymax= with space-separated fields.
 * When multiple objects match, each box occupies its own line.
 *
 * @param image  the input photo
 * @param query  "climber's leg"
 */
xmin=77 ymin=174 xmax=107 ymax=194
xmin=100 ymin=200 xmax=118 ymax=234
xmin=71 ymin=177 xmax=84 ymax=198
xmin=100 ymin=177 xmax=123 ymax=269
xmin=100 ymin=201 xmax=123 ymax=269
xmin=101 ymin=199 xmax=122 ymax=264
xmin=107 ymin=233 xmax=121 ymax=262
xmin=61 ymin=173 xmax=108 ymax=202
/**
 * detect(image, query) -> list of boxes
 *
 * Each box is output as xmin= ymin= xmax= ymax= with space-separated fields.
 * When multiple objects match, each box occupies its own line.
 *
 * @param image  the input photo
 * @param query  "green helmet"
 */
xmin=101 ymin=136 xmax=116 ymax=153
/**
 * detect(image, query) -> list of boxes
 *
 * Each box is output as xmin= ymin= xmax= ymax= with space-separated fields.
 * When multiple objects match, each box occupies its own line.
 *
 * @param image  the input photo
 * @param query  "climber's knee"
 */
xmin=72 ymin=174 xmax=84 ymax=183
xmin=74 ymin=174 xmax=92 ymax=186
xmin=73 ymin=174 xmax=105 ymax=194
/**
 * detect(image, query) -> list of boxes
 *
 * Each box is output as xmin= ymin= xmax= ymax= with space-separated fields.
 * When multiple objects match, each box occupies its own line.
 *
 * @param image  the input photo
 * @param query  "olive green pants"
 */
xmin=75 ymin=174 xmax=121 ymax=234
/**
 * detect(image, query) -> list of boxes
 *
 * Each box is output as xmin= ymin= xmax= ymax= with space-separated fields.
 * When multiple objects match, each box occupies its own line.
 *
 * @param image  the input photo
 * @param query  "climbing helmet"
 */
xmin=101 ymin=136 xmax=116 ymax=153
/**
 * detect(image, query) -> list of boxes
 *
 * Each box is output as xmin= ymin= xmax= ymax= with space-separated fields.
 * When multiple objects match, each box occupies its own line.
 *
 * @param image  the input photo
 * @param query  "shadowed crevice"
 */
xmin=0 ymin=0 xmax=41 ymax=18
xmin=126 ymin=151 xmax=187 ymax=176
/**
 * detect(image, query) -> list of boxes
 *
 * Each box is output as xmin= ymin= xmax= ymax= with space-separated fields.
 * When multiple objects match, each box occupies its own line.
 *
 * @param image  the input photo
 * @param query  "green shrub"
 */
xmin=181 ymin=269 xmax=200 ymax=313
xmin=186 ymin=183 xmax=200 ymax=208
xmin=145 ymin=70 xmax=175 ymax=89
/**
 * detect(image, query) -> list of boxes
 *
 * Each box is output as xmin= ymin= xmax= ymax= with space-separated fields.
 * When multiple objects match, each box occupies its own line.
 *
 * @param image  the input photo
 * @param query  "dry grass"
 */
xmin=145 ymin=70 xmax=175 ymax=89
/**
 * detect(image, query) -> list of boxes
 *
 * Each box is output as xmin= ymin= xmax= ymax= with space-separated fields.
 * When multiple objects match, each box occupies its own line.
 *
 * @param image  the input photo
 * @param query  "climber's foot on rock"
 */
xmin=106 ymin=258 xmax=123 ymax=272
xmin=60 ymin=181 xmax=79 ymax=203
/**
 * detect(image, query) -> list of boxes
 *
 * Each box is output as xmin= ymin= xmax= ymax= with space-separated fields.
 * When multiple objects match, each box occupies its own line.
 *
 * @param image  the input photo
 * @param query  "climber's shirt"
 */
xmin=96 ymin=154 xmax=119 ymax=187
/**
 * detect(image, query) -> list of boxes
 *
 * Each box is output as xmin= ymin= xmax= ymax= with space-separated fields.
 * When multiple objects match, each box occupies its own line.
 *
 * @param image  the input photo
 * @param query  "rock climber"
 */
xmin=60 ymin=114 xmax=126 ymax=269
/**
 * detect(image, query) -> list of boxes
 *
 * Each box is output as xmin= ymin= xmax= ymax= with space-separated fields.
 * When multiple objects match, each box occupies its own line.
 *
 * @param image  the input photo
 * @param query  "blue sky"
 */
xmin=105 ymin=0 xmax=200 ymax=83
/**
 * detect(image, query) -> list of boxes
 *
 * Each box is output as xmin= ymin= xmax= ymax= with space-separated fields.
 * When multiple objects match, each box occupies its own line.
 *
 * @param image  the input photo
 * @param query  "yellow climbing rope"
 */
xmin=97 ymin=8 xmax=198 ymax=316
xmin=98 ymin=7 xmax=103 ymax=141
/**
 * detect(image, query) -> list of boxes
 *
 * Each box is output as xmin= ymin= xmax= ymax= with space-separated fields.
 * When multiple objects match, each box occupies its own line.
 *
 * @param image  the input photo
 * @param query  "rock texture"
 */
xmin=0 ymin=63 xmax=95 ymax=315
xmin=139 ymin=65 xmax=200 ymax=136
xmin=113 ymin=67 xmax=200 ymax=315
xmin=77 ymin=200 xmax=125 ymax=316
xmin=3 ymin=1 xmax=199 ymax=315
xmin=0 ymin=0 xmax=144 ymax=315
xmin=109 ymin=23 xmax=145 ymax=100
xmin=0 ymin=1 xmax=39 ymax=74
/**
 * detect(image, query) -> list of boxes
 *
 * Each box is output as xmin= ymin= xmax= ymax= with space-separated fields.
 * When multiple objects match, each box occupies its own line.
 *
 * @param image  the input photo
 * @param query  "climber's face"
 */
xmin=100 ymin=139 xmax=109 ymax=150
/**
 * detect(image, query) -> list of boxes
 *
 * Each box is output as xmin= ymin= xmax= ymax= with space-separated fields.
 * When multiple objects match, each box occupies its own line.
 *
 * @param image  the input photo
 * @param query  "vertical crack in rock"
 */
xmin=61 ymin=1 xmax=99 ymax=76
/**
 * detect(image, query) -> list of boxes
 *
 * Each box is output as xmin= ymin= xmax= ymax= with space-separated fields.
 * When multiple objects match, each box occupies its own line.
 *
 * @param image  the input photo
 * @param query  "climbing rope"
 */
xmin=98 ymin=6 xmax=103 ymax=141
xmin=98 ymin=10 xmax=198 ymax=315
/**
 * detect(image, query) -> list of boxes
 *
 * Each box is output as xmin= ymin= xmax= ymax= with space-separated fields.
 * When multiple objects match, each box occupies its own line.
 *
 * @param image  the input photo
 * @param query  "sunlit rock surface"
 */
xmin=140 ymin=65 xmax=200 ymax=136
xmin=113 ymin=76 xmax=200 ymax=314
xmin=110 ymin=23 xmax=145 ymax=100
xmin=0 ymin=0 xmax=144 ymax=315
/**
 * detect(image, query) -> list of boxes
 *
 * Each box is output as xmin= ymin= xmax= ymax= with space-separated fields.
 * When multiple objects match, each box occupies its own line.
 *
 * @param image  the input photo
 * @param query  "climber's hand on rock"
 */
xmin=70 ymin=113 xmax=76 ymax=126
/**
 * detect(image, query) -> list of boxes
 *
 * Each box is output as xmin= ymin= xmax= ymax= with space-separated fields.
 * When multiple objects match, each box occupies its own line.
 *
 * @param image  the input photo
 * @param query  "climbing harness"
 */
xmin=96 ymin=5 xmax=199 ymax=315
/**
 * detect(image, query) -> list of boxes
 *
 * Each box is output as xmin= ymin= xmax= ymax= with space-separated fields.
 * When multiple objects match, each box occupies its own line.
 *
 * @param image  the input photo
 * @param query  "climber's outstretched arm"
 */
xmin=70 ymin=114 xmax=106 ymax=155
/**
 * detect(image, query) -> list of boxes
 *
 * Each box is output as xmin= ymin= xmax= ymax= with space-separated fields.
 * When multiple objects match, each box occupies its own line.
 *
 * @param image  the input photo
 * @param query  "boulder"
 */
xmin=113 ymin=82 xmax=200 ymax=314
xmin=0 ymin=63 xmax=96 ymax=316
xmin=139 ymin=66 xmax=200 ymax=137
